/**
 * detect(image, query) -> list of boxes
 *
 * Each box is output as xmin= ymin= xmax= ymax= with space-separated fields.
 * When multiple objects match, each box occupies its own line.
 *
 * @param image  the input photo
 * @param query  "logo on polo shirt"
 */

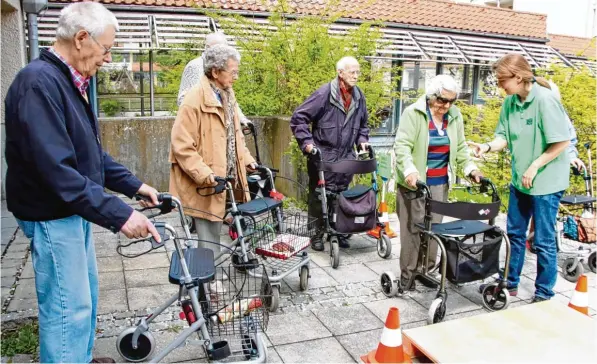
xmin=526 ymin=118 xmax=533 ymax=125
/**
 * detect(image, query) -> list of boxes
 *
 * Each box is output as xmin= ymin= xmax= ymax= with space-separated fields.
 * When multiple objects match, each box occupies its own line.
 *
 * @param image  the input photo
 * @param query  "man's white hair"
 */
xmin=56 ymin=2 xmax=119 ymax=40
xmin=336 ymin=56 xmax=359 ymax=71
xmin=426 ymin=74 xmax=460 ymax=97
xmin=205 ymin=32 xmax=228 ymax=48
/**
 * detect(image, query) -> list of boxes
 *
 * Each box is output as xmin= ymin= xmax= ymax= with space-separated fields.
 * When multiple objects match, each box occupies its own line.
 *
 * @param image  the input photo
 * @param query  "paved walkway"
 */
xmin=1 ymin=197 xmax=595 ymax=363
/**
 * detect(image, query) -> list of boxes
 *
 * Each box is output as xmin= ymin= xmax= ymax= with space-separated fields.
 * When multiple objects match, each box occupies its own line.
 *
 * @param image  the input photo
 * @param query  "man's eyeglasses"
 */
xmin=90 ymin=34 xmax=112 ymax=55
xmin=435 ymin=95 xmax=457 ymax=105
xmin=343 ymin=70 xmax=361 ymax=76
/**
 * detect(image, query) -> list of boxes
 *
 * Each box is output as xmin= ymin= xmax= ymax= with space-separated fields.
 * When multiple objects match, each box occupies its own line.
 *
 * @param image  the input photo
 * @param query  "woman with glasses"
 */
xmin=394 ymin=74 xmax=483 ymax=292
xmin=169 ymin=44 xmax=257 ymax=259
xmin=470 ymin=54 xmax=571 ymax=303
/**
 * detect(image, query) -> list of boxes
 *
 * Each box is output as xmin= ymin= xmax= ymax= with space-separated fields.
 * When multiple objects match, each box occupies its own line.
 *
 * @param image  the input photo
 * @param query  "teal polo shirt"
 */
xmin=495 ymin=84 xmax=570 ymax=195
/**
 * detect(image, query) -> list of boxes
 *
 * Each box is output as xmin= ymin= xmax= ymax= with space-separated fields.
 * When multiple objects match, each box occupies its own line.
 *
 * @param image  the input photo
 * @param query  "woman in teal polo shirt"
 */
xmin=470 ymin=54 xmax=570 ymax=302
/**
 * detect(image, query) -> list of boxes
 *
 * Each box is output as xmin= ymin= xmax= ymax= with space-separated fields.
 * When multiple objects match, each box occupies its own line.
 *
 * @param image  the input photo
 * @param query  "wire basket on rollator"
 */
xmin=251 ymin=212 xmax=318 ymax=260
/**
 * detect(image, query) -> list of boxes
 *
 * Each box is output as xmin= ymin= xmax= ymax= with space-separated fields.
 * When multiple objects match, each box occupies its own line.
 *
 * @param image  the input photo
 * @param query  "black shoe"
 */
xmin=415 ymin=275 xmax=439 ymax=289
xmin=338 ymin=235 xmax=350 ymax=249
xmin=531 ymin=296 xmax=549 ymax=303
xmin=311 ymin=238 xmax=324 ymax=251
xmin=399 ymin=279 xmax=416 ymax=294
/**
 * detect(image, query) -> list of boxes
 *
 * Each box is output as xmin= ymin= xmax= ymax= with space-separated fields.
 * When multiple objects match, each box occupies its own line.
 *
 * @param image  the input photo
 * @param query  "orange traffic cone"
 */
xmin=361 ymin=307 xmax=410 ymax=363
xmin=568 ymin=274 xmax=589 ymax=315
xmin=367 ymin=201 xmax=397 ymax=239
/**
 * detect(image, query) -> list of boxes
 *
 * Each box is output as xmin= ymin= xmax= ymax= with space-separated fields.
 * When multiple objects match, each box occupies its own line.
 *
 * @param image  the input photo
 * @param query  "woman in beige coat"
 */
xmin=169 ymin=44 xmax=256 ymax=255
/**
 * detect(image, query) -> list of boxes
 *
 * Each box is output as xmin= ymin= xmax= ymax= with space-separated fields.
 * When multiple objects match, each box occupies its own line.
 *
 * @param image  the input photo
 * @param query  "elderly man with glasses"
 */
xmin=290 ymin=56 xmax=371 ymax=251
xmin=393 ymin=74 xmax=483 ymax=293
xmin=4 ymin=2 xmax=161 ymax=363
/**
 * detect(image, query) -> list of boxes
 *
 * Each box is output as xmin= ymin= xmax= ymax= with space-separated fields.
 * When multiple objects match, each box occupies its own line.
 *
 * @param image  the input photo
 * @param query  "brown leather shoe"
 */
xmin=90 ymin=358 xmax=116 ymax=363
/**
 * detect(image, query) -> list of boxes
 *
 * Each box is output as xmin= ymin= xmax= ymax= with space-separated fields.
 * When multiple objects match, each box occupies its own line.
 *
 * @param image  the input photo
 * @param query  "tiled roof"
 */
xmin=49 ymin=0 xmax=548 ymax=39
xmin=547 ymin=33 xmax=596 ymax=58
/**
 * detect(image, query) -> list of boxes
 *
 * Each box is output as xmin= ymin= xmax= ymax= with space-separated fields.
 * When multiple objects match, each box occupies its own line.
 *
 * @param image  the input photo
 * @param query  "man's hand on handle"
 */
xmin=305 ymin=144 xmax=314 ymax=154
xmin=121 ymin=210 xmax=161 ymax=243
xmin=136 ymin=183 xmax=159 ymax=208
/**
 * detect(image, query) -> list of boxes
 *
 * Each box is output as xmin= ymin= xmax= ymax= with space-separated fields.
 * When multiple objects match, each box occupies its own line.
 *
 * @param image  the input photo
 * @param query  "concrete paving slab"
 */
xmin=1 ymin=250 xmax=26 ymax=261
xmin=265 ymin=311 xmax=332 ymax=346
xmin=96 ymin=256 xmax=124 ymax=273
xmin=311 ymin=303 xmax=384 ymax=335
xmin=11 ymin=278 xmax=36 ymax=300
xmin=99 ymin=271 xmax=126 ymax=291
xmin=0 ymin=259 xmax=22 ymax=269
xmin=98 ymin=288 xmax=128 ymax=315
xmin=511 ymin=275 xmax=537 ymax=301
xmin=322 ymin=263 xmax=378 ymax=285
xmin=123 ymin=253 xmax=170 ymax=270
xmin=3 ymin=243 xmax=28 ymax=254
xmin=551 ymin=273 xmax=580 ymax=293
xmin=1 ymin=217 xmax=18 ymax=229
xmin=363 ymin=297 xmax=429 ymax=325
xmin=20 ymin=261 xmax=34 ymax=279
xmin=128 ymin=285 xmax=176 ymax=311
xmin=345 ymin=246 xmax=399 ymax=263
xmin=283 ymin=267 xmax=339 ymax=292
xmin=363 ymin=258 xmax=400 ymax=275
xmin=275 ymin=337 xmax=355 ymax=363
xmin=125 ymin=268 xmax=171 ymax=288
xmin=1 ymin=228 xmax=16 ymax=244
xmin=336 ymin=328 xmax=383 ymax=363
xmin=7 ymin=298 xmax=37 ymax=313
xmin=1 ymin=266 xmax=18 ymax=278
xmin=94 ymin=236 xmax=122 ymax=258
xmin=308 ymin=249 xmax=360 ymax=268
xmin=409 ymin=288 xmax=481 ymax=315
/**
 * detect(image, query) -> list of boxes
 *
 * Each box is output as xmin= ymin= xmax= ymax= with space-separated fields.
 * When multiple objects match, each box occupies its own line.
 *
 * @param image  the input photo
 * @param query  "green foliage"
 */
xmin=100 ymin=99 xmax=122 ymax=117
xmin=1 ymin=322 xmax=39 ymax=360
xmin=204 ymin=1 xmax=398 ymax=125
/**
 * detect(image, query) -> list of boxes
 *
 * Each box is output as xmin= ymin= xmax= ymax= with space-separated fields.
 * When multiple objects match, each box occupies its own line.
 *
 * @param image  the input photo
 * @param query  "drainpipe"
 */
xmin=23 ymin=0 xmax=48 ymax=62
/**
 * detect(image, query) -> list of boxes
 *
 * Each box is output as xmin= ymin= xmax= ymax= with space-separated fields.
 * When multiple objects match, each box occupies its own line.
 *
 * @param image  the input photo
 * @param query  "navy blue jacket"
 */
xmin=290 ymin=77 xmax=370 ymax=189
xmin=4 ymin=49 xmax=142 ymax=233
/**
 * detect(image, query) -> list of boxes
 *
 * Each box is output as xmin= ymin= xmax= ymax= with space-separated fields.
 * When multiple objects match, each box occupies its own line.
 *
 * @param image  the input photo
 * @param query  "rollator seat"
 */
xmin=341 ymin=184 xmax=372 ymax=198
xmin=560 ymin=195 xmax=597 ymax=205
xmin=169 ymin=247 xmax=216 ymax=285
xmin=417 ymin=219 xmax=495 ymax=237
xmin=236 ymin=197 xmax=282 ymax=216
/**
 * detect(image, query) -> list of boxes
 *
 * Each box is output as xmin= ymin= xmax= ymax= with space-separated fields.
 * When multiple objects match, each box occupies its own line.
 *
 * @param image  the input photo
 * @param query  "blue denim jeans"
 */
xmin=17 ymin=215 xmax=98 ymax=363
xmin=505 ymin=185 xmax=563 ymax=299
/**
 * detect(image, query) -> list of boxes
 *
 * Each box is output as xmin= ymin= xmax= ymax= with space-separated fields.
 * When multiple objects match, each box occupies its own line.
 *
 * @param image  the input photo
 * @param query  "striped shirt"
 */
xmin=49 ymin=47 xmax=90 ymax=97
xmin=426 ymin=107 xmax=450 ymax=186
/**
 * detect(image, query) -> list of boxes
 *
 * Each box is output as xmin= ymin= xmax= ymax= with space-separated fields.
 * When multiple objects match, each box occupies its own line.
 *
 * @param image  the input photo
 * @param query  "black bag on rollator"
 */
xmin=332 ymin=185 xmax=377 ymax=234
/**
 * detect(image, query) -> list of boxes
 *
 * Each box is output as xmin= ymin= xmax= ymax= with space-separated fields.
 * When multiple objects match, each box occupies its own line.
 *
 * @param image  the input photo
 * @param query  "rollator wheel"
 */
xmin=116 ymin=328 xmax=155 ymax=362
xmin=588 ymin=252 xmax=597 ymax=273
xmin=481 ymin=284 xmax=510 ymax=311
xmin=268 ymin=285 xmax=280 ymax=312
xmin=427 ymin=297 xmax=446 ymax=325
xmin=299 ymin=266 xmax=309 ymax=291
xmin=330 ymin=237 xmax=340 ymax=269
xmin=563 ymin=257 xmax=584 ymax=282
xmin=377 ymin=233 xmax=393 ymax=259
xmin=380 ymin=271 xmax=399 ymax=297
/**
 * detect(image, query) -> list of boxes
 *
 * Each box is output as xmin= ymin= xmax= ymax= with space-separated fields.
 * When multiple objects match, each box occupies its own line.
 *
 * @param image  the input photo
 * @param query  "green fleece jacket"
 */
xmin=394 ymin=95 xmax=477 ymax=190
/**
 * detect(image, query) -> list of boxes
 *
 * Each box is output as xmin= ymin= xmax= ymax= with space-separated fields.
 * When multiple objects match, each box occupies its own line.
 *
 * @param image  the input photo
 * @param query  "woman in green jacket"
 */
xmin=394 ymin=74 xmax=483 ymax=292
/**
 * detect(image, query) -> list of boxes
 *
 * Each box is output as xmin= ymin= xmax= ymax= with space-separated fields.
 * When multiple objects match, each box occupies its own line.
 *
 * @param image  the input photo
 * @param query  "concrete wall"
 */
xmin=1 ymin=0 xmax=27 ymax=199
xmin=99 ymin=116 xmax=306 ymax=200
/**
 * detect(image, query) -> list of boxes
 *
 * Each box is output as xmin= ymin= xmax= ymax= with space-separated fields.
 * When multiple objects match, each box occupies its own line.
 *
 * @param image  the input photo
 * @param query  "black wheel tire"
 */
xmin=377 ymin=233 xmax=392 ymax=259
xmin=117 ymin=331 xmax=154 ymax=362
xmin=330 ymin=238 xmax=340 ymax=269
xmin=588 ymin=252 xmax=596 ymax=274
xmin=563 ymin=257 xmax=584 ymax=282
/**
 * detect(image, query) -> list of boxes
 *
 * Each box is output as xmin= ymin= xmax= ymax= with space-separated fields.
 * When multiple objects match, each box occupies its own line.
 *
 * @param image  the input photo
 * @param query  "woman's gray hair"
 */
xmin=56 ymin=2 xmax=119 ymax=40
xmin=203 ymin=44 xmax=241 ymax=78
xmin=426 ymin=74 xmax=460 ymax=98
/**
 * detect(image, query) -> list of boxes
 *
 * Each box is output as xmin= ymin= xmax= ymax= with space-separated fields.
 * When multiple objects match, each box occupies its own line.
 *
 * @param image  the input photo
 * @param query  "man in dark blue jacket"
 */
xmin=4 ymin=3 xmax=160 ymax=363
xmin=290 ymin=56 xmax=370 ymax=251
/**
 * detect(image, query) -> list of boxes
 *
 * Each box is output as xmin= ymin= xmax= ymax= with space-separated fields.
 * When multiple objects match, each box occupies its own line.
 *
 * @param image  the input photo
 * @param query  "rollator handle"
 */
xmin=415 ymin=180 xmax=427 ymax=189
xmin=134 ymin=193 xmax=175 ymax=217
